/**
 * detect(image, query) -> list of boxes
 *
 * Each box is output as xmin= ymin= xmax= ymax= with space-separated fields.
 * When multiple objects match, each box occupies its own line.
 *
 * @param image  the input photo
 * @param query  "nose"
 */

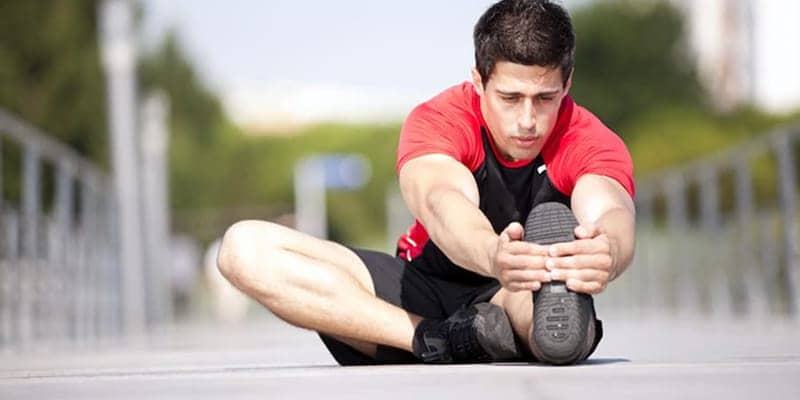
xmin=518 ymin=99 xmax=536 ymax=132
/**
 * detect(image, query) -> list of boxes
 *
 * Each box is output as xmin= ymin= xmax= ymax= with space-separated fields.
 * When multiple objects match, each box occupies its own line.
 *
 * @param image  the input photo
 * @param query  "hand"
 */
xmin=489 ymin=222 xmax=552 ymax=292
xmin=545 ymin=223 xmax=615 ymax=295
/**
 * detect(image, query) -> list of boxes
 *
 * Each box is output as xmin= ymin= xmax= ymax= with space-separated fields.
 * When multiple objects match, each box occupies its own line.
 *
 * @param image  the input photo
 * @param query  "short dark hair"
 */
xmin=473 ymin=0 xmax=575 ymax=86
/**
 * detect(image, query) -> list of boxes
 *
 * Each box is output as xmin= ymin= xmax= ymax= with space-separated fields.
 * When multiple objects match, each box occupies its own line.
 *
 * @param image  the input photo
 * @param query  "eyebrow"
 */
xmin=496 ymin=89 xmax=561 ymax=97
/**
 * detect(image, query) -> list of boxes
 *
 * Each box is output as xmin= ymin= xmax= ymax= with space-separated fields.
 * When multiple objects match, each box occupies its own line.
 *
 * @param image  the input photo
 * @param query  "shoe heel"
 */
xmin=474 ymin=303 xmax=520 ymax=361
xmin=532 ymin=283 xmax=593 ymax=365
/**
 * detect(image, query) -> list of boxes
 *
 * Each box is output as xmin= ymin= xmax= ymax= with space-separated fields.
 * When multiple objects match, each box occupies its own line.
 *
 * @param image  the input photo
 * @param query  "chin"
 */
xmin=509 ymin=150 xmax=538 ymax=162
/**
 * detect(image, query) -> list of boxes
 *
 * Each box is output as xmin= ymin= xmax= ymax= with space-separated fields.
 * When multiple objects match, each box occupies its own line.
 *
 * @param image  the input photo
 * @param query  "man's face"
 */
xmin=472 ymin=61 xmax=572 ymax=162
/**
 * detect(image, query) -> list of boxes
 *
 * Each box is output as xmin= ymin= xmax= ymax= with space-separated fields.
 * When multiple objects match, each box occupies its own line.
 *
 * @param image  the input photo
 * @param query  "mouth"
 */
xmin=512 ymin=136 xmax=541 ymax=147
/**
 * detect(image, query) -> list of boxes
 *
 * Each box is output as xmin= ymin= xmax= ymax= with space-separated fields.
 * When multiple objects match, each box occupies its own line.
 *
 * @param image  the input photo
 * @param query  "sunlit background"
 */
xmin=0 ymin=0 xmax=798 ymax=352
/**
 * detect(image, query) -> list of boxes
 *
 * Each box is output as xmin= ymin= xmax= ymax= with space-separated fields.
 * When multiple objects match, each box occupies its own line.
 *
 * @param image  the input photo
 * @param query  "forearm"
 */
xmin=594 ymin=206 xmax=635 ymax=281
xmin=421 ymin=187 xmax=497 ymax=277
xmin=571 ymin=174 xmax=637 ymax=282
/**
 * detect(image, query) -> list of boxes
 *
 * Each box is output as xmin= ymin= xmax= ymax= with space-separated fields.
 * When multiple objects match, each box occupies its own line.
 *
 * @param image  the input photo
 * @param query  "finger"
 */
xmin=548 ymin=268 xmax=609 ymax=284
xmin=574 ymin=223 xmax=600 ymax=239
xmin=499 ymin=228 xmax=511 ymax=244
xmin=503 ymin=222 xmax=525 ymax=241
xmin=506 ymin=281 xmax=541 ymax=292
xmin=548 ymin=237 xmax=609 ymax=257
xmin=503 ymin=241 xmax=550 ymax=256
xmin=565 ymin=278 xmax=605 ymax=295
xmin=499 ymin=254 xmax=548 ymax=270
xmin=503 ymin=269 xmax=551 ymax=283
xmin=545 ymin=254 xmax=613 ymax=271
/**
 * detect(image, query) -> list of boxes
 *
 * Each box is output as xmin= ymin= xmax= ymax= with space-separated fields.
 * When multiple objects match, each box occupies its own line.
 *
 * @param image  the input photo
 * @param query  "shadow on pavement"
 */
xmin=490 ymin=357 xmax=629 ymax=367
xmin=580 ymin=357 xmax=630 ymax=365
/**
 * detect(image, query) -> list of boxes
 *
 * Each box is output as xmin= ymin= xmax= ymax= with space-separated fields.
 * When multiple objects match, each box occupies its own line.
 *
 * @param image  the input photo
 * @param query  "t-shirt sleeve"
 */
xmin=396 ymin=103 xmax=477 ymax=173
xmin=546 ymin=112 xmax=636 ymax=198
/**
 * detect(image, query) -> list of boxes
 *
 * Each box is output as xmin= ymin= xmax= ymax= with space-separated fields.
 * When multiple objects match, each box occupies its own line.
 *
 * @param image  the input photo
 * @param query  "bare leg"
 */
xmin=490 ymin=289 xmax=534 ymax=354
xmin=217 ymin=220 xmax=423 ymax=356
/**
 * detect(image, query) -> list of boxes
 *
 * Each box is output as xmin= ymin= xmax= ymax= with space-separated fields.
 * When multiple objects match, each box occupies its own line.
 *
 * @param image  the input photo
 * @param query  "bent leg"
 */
xmin=490 ymin=289 xmax=535 ymax=354
xmin=217 ymin=220 xmax=422 ymax=357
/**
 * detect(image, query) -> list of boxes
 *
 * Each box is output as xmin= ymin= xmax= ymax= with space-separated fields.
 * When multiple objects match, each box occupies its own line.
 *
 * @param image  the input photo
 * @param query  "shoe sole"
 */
xmin=524 ymin=202 xmax=595 ymax=366
xmin=473 ymin=303 xmax=520 ymax=362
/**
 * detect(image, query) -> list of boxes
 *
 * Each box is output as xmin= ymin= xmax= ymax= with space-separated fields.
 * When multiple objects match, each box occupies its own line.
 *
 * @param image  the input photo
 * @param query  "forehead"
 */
xmin=487 ymin=61 xmax=564 ymax=93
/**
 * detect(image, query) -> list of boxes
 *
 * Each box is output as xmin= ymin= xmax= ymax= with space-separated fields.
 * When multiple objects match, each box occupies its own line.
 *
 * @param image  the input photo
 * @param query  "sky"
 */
xmin=140 ymin=0 xmax=588 ymax=129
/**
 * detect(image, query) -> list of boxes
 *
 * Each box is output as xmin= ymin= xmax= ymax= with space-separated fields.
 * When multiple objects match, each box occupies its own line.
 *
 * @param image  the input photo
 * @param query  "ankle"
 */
xmin=411 ymin=318 xmax=442 ymax=359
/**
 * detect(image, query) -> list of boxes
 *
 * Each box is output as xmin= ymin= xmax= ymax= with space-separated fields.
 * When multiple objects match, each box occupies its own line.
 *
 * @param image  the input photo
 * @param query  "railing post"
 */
xmin=1 ymin=110 xmax=119 ymax=351
xmin=54 ymin=159 xmax=75 ymax=341
xmin=1 ymin=211 xmax=19 ymax=347
xmin=774 ymin=134 xmax=799 ymax=315
xmin=633 ymin=185 xmax=655 ymax=314
xmin=666 ymin=172 xmax=702 ymax=315
xmin=100 ymin=0 xmax=146 ymax=335
xmin=75 ymin=177 xmax=95 ymax=343
xmin=0 ymin=138 xmax=3 ymax=211
xmin=734 ymin=155 xmax=769 ymax=315
xmin=140 ymin=92 xmax=172 ymax=325
xmin=699 ymin=166 xmax=732 ymax=317
xmin=102 ymin=187 xmax=123 ymax=337
xmin=0 ymin=139 xmax=5 ymax=346
xmin=20 ymin=145 xmax=41 ymax=347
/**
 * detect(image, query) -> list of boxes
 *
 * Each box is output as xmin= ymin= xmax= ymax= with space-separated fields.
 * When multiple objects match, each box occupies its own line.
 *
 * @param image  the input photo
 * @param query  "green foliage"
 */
xmin=627 ymin=106 xmax=800 ymax=176
xmin=0 ymin=0 xmax=107 ymax=163
xmin=570 ymin=0 xmax=706 ymax=139
xmin=135 ymin=32 xmax=402 ymax=244
xmin=138 ymin=32 xmax=226 ymax=146
xmin=187 ymin=122 xmax=402 ymax=245
xmin=569 ymin=0 xmax=799 ymax=189
xmin=138 ymin=32 xmax=236 ymax=216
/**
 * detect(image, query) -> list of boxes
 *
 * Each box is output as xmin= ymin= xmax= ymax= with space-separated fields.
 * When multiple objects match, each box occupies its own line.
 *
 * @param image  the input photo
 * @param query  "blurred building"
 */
xmin=675 ymin=0 xmax=800 ymax=113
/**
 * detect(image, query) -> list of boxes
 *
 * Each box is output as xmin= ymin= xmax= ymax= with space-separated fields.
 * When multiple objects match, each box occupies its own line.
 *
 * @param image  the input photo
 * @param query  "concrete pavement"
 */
xmin=1 ymin=313 xmax=799 ymax=399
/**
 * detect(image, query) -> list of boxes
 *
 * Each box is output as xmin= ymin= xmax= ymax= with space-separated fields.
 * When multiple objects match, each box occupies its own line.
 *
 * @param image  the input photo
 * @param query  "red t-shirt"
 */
xmin=395 ymin=81 xmax=634 ymax=260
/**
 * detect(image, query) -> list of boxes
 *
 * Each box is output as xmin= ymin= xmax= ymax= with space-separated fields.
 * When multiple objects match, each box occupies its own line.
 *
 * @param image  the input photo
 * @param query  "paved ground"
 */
xmin=1 ymin=313 xmax=799 ymax=399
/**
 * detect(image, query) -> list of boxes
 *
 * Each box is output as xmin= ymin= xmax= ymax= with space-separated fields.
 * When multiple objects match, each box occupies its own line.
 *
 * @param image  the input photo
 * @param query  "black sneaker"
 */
xmin=524 ymin=202 xmax=598 ymax=365
xmin=412 ymin=303 xmax=520 ymax=363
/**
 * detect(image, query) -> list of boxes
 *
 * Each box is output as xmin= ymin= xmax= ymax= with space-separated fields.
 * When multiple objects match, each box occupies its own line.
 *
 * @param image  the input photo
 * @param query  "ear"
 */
xmin=563 ymin=68 xmax=574 ymax=94
xmin=471 ymin=67 xmax=485 ymax=96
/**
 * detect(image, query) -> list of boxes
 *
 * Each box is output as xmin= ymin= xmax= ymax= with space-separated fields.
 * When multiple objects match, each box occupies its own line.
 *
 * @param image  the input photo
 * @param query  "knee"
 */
xmin=217 ymin=220 xmax=280 ymax=290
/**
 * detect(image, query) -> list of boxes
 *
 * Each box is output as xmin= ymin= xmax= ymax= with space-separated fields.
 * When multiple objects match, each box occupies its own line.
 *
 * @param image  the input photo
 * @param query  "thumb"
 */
xmin=502 ymin=222 xmax=525 ymax=242
xmin=575 ymin=223 xmax=600 ymax=239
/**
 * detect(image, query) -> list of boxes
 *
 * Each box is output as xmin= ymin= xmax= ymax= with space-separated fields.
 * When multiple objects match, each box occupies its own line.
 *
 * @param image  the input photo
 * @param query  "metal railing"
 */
xmin=601 ymin=124 xmax=800 ymax=318
xmin=0 ymin=108 xmax=121 ymax=350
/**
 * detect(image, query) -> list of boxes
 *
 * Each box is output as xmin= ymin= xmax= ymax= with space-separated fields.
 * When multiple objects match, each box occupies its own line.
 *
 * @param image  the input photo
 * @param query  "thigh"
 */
xmin=318 ymin=248 xmax=444 ymax=365
xmin=235 ymin=221 xmax=375 ymax=294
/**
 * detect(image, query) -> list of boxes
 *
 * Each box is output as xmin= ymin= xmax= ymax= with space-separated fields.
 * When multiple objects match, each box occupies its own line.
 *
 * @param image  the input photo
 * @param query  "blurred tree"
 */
xmin=0 ymin=0 xmax=107 ymax=163
xmin=138 ymin=31 xmax=232 ymax=211
xmin=570 ymin=0 xmax=706 ymax=139
xmin=138 ymin=32 xmax=225 ymax=146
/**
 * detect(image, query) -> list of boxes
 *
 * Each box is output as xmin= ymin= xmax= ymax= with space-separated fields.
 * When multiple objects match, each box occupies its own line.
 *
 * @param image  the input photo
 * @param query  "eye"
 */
xmin=500 ymin=96 xmax=518 ymax=103
xmin=539 ymin=96 xmax=555 ymax=102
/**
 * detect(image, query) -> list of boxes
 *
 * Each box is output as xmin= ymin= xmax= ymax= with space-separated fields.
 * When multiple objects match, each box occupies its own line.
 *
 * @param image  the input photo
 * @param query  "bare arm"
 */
xmin=399 ymin=153 xmax=551 ymax=292
xmin=571 ymin=174 xmax=636 ymax=279
xmin=398 ymin=154 xmax=497 ymax=276
xmin=547 ymin=173 xmax=636 ymax=293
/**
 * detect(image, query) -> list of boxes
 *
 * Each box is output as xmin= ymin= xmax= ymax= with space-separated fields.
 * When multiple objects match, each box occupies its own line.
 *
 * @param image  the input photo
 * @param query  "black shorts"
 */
xmin=318 ymin=247 xmax=602 ymax=365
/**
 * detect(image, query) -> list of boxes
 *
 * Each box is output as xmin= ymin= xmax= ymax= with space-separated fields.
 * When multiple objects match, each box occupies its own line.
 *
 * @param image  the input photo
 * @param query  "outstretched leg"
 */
xmin=217 ymin=220 xmax=422 ymax=357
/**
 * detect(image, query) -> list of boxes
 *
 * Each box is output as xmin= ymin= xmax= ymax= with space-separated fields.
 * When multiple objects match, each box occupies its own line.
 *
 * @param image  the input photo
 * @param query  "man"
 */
xmin=217 ymin=0 xmax=635 ymax=366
